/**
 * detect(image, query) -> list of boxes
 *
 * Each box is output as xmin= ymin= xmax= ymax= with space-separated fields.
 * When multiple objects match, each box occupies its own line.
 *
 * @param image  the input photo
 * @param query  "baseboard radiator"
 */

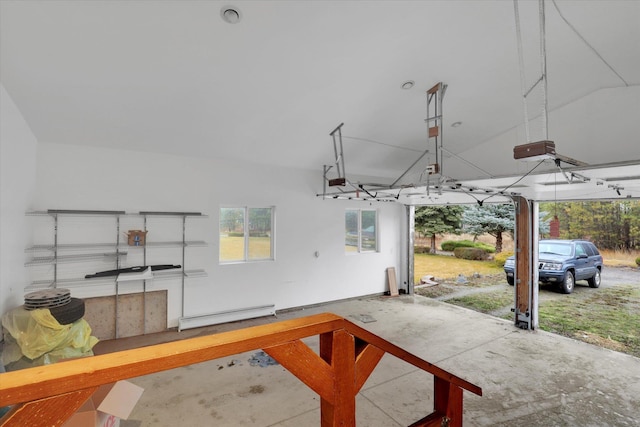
xmin=178 ymin=304 xmax=276 ymax=331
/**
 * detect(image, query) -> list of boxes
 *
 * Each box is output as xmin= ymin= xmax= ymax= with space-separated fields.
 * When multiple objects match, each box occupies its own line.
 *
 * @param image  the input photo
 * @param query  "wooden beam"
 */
xmin=386 ymin=267 xmax=399 ymax=296
xmin=264 ymin=340 xmax=334 ymax=403
xmin=515 ymin=196 xmax=531 ymax=315
xmin=0 ymin=388 xmax=97 ymax=427
xmin=434 ymin=376 xmax=464 ymax=427
xmin=408 ymin=411 xmax=447 ymax=427
xmin=319 ymin=332 xmax=334 ymax=427
xmin=0 ymin=313 xmax=481 ymax=427
xmin=354 ymin=343 xmax=384 ymax=392
xmin=343 ymin=320 xmax=482 ymax=396
xmin=0 ymin=313 xmax=344 ymax=407
xmin=329 ymin=329 xmax=356 ymax=426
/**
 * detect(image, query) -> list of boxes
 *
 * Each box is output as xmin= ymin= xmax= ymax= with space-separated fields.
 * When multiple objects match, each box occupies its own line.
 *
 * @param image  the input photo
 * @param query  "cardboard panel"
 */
xmin=63 ymin=381 xmax=143 ymax=427
xmin=96 ymin=381 xmax=144 ymax=420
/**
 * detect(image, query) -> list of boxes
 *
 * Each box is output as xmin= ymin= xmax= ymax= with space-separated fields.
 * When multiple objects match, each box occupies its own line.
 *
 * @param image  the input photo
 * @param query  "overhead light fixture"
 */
xmin=221 ymin=6 xmax=242 ymax=24
xmin=513 ymin=140 xmax=556 ymax=161
xmin=451 ymin=121 xmax=462 ymax=127
xmin=401 ymin=80 xmax=415 ymax=90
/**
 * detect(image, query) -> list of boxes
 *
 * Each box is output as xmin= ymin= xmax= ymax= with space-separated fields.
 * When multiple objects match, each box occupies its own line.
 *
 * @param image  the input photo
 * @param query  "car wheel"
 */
xmin=560 ymin=271 xmax=575 ymax=294
xmin=49 ymin=297 xmax=85 ymax=325
xmin=587 ymin=269 xmax=601 ymax=288
xmin=507 ymin=276 xmax=514 ymax=286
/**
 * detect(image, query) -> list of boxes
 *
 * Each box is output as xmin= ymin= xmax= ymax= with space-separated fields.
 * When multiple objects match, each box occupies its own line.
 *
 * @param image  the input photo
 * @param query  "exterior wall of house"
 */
xmin=28 ymin=142 xmax=405 ymax=327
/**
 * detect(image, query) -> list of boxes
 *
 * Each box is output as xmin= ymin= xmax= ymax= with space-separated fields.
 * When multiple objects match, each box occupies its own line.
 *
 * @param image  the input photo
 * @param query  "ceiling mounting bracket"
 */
xmin=328 ymin=123 xmax=346 ymax=187
xmin=391 ymin=81 xmax=447 ymax=188
xmin=426 ymin=82 xmax=446 ymax=180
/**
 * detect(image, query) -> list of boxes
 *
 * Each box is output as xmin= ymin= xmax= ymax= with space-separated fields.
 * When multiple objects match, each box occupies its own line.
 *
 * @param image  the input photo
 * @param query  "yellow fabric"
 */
xmin=1 ymin=305 xmax=98 ymax=363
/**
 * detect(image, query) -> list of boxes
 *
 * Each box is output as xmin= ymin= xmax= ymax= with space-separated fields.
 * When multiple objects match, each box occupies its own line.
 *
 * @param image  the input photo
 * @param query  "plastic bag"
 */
xmin=1 ymin=305 xmax=98 ymax=364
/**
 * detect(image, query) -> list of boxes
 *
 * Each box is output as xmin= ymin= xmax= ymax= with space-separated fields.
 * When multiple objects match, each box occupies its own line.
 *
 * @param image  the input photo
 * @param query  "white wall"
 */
xmin=0 ymin=84 xmax=38 ymax=317
xmin=33 ymin=143 xmax=405 ymax=327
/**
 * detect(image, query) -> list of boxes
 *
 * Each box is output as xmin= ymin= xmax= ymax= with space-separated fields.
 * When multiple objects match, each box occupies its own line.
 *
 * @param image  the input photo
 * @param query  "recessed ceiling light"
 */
xmin=221 ymin=6 xmax=242 ymax=24
xmin=451 ymin=121 xmax=462 ymax=127
xmin=401 ymin=81 xmax=415 ymax=90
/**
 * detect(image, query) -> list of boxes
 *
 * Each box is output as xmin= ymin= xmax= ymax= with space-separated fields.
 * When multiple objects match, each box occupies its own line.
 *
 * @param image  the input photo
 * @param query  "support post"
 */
xmin=407 ymin=205 xmax=415 ymax=295
xmin=433 ymin=376 xmax=464 ymax=427
xmin=320 ymin=330 xmax=356 ymax=427
xmin=513 ymin=196 xmax=539 ymax=330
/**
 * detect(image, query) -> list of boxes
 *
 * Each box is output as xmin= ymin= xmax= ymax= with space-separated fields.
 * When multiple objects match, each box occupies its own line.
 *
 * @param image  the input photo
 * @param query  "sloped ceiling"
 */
xmin=1 ymin=0 xmax=639 ymax=204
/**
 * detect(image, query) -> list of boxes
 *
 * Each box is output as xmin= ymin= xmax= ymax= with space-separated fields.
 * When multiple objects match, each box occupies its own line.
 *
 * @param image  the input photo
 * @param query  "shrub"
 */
xmin=475 ymin=242 xmax=496 ymax=253
xmin=636 ymin=256 xmax=640 ymax=267
xmin=415 ymin=246 xmax=431 ymax=254
xmin=441 ymin=240 xmax=495 ymax=253
xmin=453 ymin=247 xmax=488 ymax=260
xmin=441 ymin=240 xmax=474 ymax=251
xmin=228 ymin=232 xmax=244 ymax=237
xmin=493 ymin=251 xmax=514 ymax=267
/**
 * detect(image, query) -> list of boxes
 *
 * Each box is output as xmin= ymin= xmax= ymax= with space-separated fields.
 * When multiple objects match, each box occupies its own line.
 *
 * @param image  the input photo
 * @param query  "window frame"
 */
xmin=219 ymin=206 xmax=275 ymax=263
xmin=345 ymin=208 xmax=378 ymax=254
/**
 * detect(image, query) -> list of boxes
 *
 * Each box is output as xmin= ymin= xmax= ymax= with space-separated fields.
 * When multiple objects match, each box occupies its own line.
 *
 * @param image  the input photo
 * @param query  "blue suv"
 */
xmin=504 ymin=239 xmax=603 ymax=294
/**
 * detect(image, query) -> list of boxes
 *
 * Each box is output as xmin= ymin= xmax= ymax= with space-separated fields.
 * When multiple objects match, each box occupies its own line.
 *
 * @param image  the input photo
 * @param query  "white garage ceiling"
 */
xmin=1 ymin=0 xmax=639 ymax=204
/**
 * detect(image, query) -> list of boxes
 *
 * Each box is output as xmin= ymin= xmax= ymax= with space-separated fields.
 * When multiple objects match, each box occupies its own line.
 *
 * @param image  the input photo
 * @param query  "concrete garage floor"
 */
xmin=94 ymin=295 xmax=640 ymax=427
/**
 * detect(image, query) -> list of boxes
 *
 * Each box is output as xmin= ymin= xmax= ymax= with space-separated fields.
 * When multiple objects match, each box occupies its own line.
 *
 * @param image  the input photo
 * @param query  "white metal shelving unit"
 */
xmin=25 ymin=209 xmax=208 ymax=337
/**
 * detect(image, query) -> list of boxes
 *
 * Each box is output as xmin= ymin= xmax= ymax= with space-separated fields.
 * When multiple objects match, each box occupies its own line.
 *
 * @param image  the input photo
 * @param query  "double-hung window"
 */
xmin=220 ymin=207 xmax=274 ymax=262
xmin=345 ymin=209 xmax=377 ymax=253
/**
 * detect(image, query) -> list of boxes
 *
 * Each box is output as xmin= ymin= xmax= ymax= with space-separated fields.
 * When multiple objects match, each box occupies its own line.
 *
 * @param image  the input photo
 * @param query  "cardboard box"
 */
xmin=63 ymin=381 xmax=144 ymax=427
xmin=126 ymin=230 xmax=147 ymax=246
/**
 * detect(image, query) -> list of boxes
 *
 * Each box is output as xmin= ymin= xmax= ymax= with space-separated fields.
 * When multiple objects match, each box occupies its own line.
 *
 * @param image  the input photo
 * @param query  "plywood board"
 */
xmin=386 ymin=267 xmax=399 ymax=296
xmin=83 ymin=290 xmax=167 ymax=340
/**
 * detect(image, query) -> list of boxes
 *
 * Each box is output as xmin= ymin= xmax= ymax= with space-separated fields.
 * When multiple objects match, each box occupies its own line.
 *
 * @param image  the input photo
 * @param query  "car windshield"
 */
xmin=539 ymin=242 xmax=572 ymax=256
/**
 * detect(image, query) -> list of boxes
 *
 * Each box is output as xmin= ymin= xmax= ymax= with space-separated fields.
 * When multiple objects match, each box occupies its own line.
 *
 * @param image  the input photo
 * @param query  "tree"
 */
xmin=462 ymin=204 xmax=514 ymax=253
xmin=622 ymin=201 xmax=640 ymax=249
xmin=415 ymin=206 xmax=464 ymax=253
xmin=537 ymin=210 xmax=551 ymax=237
xmin=220 ymin=208 xmax=243 ymax=233
xmin=539 ymin=201 xmax=640 ymax=250
xmin=249 ymin=208 xmax=271 ymax=234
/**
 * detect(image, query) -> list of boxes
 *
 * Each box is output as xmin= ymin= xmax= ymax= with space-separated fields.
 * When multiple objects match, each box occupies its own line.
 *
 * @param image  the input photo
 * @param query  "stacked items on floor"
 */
xmin=1 ymin=288 xmax=98 ymax=371
xmin=1 ymin=289 xmax=144 ymax=426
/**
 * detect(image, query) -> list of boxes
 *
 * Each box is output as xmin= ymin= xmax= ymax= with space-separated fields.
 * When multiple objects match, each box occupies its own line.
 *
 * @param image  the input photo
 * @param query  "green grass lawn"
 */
xmin=414 ymin=253 xmax=502 ymax=283
xmin=538 ymin=286 xmax=640 ymax=357
xmin=414 ymin=254 xmax=640 ymax=357
xmin=220 ymin=235 xmax=272 ymax=261
xmin=415 ymin=232 xmax=639 ymax=356
xmin=446 ymin=288 xmax=514 ymax=313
